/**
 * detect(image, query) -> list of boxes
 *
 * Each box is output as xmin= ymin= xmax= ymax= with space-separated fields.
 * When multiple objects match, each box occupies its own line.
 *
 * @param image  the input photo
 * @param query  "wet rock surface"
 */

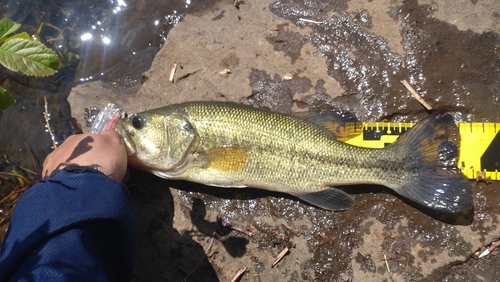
xmin=67 ymin=0 xmax=500 ymax=281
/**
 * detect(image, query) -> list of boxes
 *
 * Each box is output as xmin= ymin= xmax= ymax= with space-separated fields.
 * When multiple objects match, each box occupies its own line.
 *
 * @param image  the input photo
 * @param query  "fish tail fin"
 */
xmin=388 ymin=112 xmax=473 ymax=213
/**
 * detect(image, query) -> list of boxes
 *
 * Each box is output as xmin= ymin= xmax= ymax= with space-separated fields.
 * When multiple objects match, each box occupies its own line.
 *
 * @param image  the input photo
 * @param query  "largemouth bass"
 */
xmin=115 ymin=102 xmax=473 ymax=212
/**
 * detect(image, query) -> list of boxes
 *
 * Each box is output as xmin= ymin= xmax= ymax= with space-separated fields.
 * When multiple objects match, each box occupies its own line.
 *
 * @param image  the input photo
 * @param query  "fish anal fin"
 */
xmin=204 ymin=146 xmax=250 ymax=172
xmin=294 ymin=187 xmax=354 ymax=211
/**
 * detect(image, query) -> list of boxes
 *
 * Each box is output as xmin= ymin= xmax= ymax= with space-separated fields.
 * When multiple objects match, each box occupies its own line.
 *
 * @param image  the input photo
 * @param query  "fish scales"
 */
xmin=116 ymin=101 xmax=472 ymax=212
xmin=182 ymin=103 xmax=401 ymax=190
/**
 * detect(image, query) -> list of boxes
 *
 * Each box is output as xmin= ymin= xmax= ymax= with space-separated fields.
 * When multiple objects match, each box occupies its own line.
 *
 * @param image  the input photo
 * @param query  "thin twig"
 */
xmin=169 ymin=63 xmax=177 ymax=83
xmin=401 ymin=80 xmax=433 ymax=110
xmin=0 ymin=185 xmax=29 ymax=204
xmin=219 ymin=68 xmax=231 ymax=75
xmin=43 ymin=95 xmax=58 ymax=149
xmin=272 ymin=247 xmax=290 ymax=267
xmin=219 ymin=217 xmax=253 ymax=237
xmin=25 ymin=143 xmax=41 ymax=174
xmin=298 ymin=18 xmax=323 ymax=24
xmin=475 ymin=171 xmax=492 ymax=184
xmin=479 ymin=239 xmax=500 ymax=258
xmin=383 ymin=254 xmax=391 ymax=273
xmin=0 ymin=172 xmax=29 ymax=185
xmin=182 ymin=235 xmax=215 ymax=282
xmin=2 ymin=157 xmax=30 ymax=185
xmin=230 ymin=267 xmax=247 ymax=282
xmin=233 ymin=0 xmax=241 ymax=9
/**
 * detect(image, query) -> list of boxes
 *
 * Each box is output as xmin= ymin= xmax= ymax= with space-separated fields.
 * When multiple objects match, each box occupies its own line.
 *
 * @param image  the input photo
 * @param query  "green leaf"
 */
xmin=0 ymin=38 xmax=59 ymax=76
xmin=0 ymin=87 xmax=16 ymax=110
xmin=5 ymin=32 xmax=31 ymax=41
xmin=0 ymin=18 xmax=21 ymax=43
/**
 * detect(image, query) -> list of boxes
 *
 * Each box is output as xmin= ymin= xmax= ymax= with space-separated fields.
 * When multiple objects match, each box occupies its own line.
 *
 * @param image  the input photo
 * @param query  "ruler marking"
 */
xmin=345 ymin=121 xmax=500 ymax=181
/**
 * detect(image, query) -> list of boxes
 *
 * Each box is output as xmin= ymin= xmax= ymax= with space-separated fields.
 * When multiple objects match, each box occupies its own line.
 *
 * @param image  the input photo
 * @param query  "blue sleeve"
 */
xmin=0 ymin=166 xmax=137 ymax=282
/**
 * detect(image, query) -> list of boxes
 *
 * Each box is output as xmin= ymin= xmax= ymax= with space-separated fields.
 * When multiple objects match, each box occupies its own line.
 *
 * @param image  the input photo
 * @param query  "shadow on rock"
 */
xmin=190 ymin=198 xmax=249 ymax=257
xmin=127 ymin=169 xmax=219 ymax=282
xmin=344 ymin=185 xmax=474 ymax=225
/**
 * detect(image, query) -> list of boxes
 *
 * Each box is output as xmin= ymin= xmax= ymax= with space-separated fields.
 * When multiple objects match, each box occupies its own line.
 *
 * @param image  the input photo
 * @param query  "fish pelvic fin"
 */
xmin=389 ymin=112 xmax=473 ymax=213
xmin=294 ymin=187 xmax=355 ymax=211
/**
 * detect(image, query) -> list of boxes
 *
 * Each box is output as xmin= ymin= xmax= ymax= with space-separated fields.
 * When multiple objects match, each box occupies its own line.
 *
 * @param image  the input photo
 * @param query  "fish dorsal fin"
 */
xmin=291 ymin=111 xmax=362 ymax=141
xmin=203 ymin=146 xmax=250 ymax=172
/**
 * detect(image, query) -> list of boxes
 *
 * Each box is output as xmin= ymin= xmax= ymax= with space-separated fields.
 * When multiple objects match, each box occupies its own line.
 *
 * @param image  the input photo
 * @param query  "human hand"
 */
xmin=42 ymin=130 xmax=127 ymax=182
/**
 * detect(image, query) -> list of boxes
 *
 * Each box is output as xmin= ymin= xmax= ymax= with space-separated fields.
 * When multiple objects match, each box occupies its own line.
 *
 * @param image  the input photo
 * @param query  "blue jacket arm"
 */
xmin=0 ymin=167 xmax=136 ymax=282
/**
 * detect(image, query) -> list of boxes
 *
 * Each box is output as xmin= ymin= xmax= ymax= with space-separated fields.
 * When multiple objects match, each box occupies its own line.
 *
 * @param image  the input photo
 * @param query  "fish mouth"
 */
xmin=114 ymin=121 xmax=137 ymax=157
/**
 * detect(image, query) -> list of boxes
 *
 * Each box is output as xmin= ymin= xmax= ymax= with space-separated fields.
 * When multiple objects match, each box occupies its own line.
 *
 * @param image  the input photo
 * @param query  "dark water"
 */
xmin=0 ymin=0 xmax=221 ymax=238
xmin=0 ymin=0 xmax=218 ymax=192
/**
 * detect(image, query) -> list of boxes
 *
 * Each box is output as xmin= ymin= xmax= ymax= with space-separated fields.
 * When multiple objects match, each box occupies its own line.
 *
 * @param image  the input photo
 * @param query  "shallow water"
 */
xmin=1 ymin=0 xmax=499 ymax=281
xmin=0 ymin=0 xmax=216 ymax=240
xmin=270 ymin=0 xmax=500 ymax=122
xmin=0 ymin=0 xmax=212 ymax=187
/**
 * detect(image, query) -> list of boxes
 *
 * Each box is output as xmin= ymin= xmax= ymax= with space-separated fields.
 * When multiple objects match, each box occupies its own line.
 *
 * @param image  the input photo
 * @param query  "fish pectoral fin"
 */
xmin=294 ymin=187 xmax=354 ymax=211
xmin=203 ymin=146 xmax=250 ymax=172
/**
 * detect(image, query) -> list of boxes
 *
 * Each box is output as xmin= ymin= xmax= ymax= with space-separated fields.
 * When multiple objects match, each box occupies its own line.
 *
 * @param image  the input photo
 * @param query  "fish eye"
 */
xmin=132 ymin=116 xmax=143 ymax=129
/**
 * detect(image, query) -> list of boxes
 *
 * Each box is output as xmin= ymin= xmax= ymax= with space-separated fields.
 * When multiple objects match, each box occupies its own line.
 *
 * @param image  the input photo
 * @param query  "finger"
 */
xmin=42 ymin=134 xmax=86 ymax=178
xmin=100 ymin=129 xmax=123 ymax=140
xmin=42 ymin=155 xmax=51 ymax=178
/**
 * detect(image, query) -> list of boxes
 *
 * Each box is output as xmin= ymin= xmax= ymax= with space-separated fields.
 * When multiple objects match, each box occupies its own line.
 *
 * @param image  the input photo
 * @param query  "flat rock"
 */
xmin=68 ymin=0 xmax=500 ymax=281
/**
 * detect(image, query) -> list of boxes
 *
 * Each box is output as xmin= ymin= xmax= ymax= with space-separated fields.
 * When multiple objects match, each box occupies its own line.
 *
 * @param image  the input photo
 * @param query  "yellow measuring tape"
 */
xmin=342 ymin=122 xmax=500 ymax=181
